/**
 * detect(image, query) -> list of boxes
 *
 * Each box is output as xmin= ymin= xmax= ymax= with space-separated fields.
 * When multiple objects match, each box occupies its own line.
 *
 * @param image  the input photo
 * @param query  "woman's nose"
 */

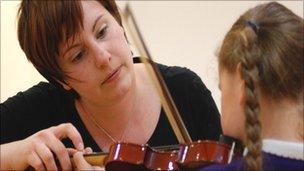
xmin=91 ymin=43 xmax=111 ymax=68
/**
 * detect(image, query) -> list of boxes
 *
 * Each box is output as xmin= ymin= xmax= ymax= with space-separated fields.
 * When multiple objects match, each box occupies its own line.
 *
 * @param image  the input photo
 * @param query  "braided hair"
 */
xmin=218 ymin=2 xmax=303 ymax=171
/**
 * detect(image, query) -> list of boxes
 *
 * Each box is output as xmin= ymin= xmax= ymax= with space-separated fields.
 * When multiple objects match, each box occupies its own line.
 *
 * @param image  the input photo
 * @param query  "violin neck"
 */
xmin=72 ymin=152 xmax=108 ymax=167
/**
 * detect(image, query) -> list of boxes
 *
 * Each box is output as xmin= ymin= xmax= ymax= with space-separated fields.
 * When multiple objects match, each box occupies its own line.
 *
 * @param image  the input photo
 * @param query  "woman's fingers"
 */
xmin=45 ymin=134 xmax=72 ymax=170
xmin=31 ymin=123 xmax=82 ymax=170
xmin=92 ymin=166 xmax=105 ymax=171
xmin=67 ymin=146 xmax=93 ymax=156
xmin=14 ymin=123 xmax=85 ymax=170
xmin=35 ymin=143 xmax=57 ymax=170
xmin=52 ymin=123 xmax=84 ymax=150
xmin=84 ymin=147 xmax=93 ymax=154
xmin=46 ymin=123 xmax=84 ymax=169
xmin=67 ymin=148 xmax=78 ymax=156
xmin=73 ymin=151 xmax=93 ymax=170
xmin=27 ymin=151 xmax=46 ymax=171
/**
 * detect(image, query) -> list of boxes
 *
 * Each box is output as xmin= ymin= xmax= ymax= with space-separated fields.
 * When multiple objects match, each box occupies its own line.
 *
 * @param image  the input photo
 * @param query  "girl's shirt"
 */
xmin=200 ymin=139 xmax=304 ymax=171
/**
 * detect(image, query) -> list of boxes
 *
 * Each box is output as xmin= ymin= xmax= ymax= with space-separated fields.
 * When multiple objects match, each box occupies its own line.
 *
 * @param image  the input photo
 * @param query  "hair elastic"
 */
xmin=246 ymin=20 xmax=259 ymax=34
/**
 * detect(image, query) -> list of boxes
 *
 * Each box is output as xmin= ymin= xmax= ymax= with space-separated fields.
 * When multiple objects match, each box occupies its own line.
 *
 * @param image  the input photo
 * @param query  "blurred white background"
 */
xmin=1 ymin=1 xmax=303 ymax=111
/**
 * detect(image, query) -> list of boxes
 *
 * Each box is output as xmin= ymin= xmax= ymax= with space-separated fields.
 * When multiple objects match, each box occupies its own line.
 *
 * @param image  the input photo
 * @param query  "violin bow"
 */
xmin=121 ymin=4 xmax=192 ymax=144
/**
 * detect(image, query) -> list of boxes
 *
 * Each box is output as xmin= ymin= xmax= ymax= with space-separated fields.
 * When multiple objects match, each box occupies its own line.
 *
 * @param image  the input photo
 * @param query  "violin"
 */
xmin=74 ymin=135 xmax=243 ymax=170
xmin=27 ymin=135 xmax=242 ymax=171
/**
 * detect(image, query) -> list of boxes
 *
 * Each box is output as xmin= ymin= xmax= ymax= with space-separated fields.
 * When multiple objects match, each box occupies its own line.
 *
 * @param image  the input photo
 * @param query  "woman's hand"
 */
xmin=0 ymin=123 xmax=84 ymax=170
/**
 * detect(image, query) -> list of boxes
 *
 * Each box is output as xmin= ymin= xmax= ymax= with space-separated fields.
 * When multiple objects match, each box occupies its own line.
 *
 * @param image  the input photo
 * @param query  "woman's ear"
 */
xmin=57 ymin=80 xmax=72 ymax=91
xmin=236 ymin=63 xmax=246 ymax=106
xmin=62 ymin=84 xmax=72 ymax=91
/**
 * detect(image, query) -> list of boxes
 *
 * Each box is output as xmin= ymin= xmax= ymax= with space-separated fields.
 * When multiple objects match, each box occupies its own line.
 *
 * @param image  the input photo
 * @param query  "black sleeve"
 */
xmin=0 ymin=82 xmax=68 ymax=144
xmin=1 ymin=91 xmax=33 ymax=144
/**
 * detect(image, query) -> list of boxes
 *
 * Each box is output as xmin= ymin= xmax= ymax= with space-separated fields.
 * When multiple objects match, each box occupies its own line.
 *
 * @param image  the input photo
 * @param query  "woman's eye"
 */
xmin=97 ymin=25 xmax=108 ymax=39
xmin=72 ymin=51 xmax=84 ymax=63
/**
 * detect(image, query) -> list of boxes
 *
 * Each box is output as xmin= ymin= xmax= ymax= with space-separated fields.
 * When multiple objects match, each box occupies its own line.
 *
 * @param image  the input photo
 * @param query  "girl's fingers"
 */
xmin=35 ymin=143 xmax=57 ymax=170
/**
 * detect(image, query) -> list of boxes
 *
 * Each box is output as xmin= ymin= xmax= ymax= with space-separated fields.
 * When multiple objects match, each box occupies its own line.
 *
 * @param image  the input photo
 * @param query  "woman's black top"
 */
xmin=1 ymin=61 xmax=222 ymax=151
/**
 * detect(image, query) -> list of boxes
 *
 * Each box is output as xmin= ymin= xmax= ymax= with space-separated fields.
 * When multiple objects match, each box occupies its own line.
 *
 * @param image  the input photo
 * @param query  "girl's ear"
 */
xmin=236 ymin=63 xmax=246 ymax=106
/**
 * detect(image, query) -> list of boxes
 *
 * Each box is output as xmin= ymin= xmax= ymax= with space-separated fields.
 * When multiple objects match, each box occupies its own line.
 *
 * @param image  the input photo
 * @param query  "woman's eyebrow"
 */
xmin=92 ymin=14 xmax=104 ymax=33
xmin=62 ymin=14 xmax=104 ymax=58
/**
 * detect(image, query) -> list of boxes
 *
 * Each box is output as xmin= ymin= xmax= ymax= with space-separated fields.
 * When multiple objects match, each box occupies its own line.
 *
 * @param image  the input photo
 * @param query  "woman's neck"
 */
xmin=260 ymin=97 xmax=303 ymax=143
xmin=79 ymin=73 xmax=143 ymax=129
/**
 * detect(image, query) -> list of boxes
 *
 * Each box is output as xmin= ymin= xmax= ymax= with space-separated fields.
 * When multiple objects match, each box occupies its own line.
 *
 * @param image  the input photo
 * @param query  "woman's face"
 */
xmin=219 ymin=69 xmax=246 ymax=141
xmin=58 ymin=1 xmax=134 ymax=105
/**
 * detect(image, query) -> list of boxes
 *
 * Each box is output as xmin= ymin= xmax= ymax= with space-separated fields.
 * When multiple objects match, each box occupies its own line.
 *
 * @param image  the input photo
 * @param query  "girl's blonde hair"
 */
xmin=218 ymin=2 xmax=303 ymax=170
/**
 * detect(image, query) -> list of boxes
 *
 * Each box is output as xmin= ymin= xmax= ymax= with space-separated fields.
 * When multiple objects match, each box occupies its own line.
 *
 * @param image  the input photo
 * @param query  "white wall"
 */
xmin=1 ymin=1 xmax=46 ymax=103
xmin=1 ymin=1 xmax=303 ymax=111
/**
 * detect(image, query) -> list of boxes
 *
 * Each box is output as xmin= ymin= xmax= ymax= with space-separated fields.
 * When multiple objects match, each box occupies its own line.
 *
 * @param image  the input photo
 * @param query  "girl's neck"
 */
xmin=260 ymin=97 xmax=303 ymax=142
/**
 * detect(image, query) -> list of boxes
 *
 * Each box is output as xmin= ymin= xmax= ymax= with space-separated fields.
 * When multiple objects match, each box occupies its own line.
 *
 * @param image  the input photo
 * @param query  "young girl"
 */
xmin=0 ymin=0 xmax=222 ymax=170
xmin=200 ymin=2 xmax=303 ymax=171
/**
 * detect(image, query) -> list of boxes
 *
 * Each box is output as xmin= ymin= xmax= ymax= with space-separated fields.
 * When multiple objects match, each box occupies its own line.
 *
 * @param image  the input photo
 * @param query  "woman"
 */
xmin=0 ymin=0 xmax=222 ymax=170
xmin=200 ymin=2 xmax=303 ymax=171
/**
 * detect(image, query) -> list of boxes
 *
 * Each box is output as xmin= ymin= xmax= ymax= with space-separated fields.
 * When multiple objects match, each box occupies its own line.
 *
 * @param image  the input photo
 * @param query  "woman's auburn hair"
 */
xmin=17 ymin=0 xmax=122 ymax=85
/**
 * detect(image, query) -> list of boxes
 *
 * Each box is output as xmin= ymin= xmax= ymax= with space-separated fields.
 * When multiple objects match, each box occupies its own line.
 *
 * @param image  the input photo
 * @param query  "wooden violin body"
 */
xmin=82 ymin=135 xmax=243 ymax=171
xmin=105 ymin=143 xmax=179 ymax=170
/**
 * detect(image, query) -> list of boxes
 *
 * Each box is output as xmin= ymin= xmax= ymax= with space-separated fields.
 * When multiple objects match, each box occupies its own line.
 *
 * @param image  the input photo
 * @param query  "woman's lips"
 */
xmin=101 ymin=66 xmax=122 ymax=85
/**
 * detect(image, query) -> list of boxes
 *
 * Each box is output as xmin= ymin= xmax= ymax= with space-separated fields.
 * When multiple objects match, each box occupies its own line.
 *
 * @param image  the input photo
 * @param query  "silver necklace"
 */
xmin=78 ymin=100 xmax=132 ymax=143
